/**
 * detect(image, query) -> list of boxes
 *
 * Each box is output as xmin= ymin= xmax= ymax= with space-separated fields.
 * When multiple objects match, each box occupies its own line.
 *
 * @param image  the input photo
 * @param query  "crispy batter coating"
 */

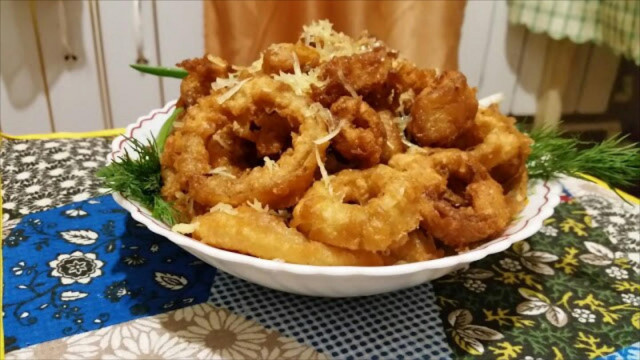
xmin=386 ymin=230 xmax=444 ymax=264
xmin=418 ymin=150 xmax=512 ymax=248
xmin=312 ymin=48 xmax=393 ymax=106
xmin=407 ymin=71 xmax=478 ymax=147
xmin=261 ymin=43 xmax=320 ymax=74
xmin=378 ymin=110 xmax=405 ymax=162
xmin=330 ymin=96 xmax=385 ymax=168
xmin=193 ymin=206 xmax=383 ymax=266
xmin=177 ymin=56 xmax=230 ymax=108
xmin=160 ymin=21 xmax=533 ymax=264
xmin=465 ymin=105 xmax=532 ymax=186
xmin=187 ymin=76 xmax=329 ymax=209
xmin=292 ymin=165 xmax=421 ymax=251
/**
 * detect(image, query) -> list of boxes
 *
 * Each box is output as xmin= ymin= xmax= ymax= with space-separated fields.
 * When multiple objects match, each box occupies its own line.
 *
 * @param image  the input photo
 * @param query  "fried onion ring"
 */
xmin=261 ymin=43 xmax=320 ymax=74
xmin=312 ymin=48 xmax=393 ymax=106
xmin=192 ymin=206 xmax=383 ymax=266
xmin=330 ymin=96 xmax=385 ymax=168
xmin=188 ymin=76 xmax=329 ymax=209
xmin=378 ymin=110 xmax=406 ymax=162
xmin=177 ymin=56 xmax=231 ymax=108
xmin=407 ymin=71 xmax=478 ymax=147
xmin=292 ymin=165 xmax=421 ymax=251
xmin=386 ymin=230 xmax=444 ymax=264
xmin=416 ymin=149 xmax=512 ymax=248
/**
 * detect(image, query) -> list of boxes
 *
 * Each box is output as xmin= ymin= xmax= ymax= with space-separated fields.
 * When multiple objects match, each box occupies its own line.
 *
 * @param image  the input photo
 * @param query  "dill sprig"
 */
xmin=527 ymin=127 xmax=640 ymax=188
xmin=96 ymin=137 xmax=177 ymax=225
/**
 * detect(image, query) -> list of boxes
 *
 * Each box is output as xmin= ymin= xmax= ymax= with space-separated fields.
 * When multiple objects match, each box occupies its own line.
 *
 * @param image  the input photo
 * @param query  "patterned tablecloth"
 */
xmin=1 ymin=133 xmax=639 ymax=360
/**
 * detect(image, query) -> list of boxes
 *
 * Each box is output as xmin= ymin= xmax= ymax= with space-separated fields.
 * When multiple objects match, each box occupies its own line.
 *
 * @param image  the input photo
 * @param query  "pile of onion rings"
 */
xmin=161 ymin=20 xmax=532 ymax=266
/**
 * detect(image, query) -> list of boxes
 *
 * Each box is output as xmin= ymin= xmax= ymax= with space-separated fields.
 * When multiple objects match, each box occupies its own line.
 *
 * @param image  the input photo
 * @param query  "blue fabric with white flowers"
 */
xmin=3 ymin=195 xmax=217 ymax=351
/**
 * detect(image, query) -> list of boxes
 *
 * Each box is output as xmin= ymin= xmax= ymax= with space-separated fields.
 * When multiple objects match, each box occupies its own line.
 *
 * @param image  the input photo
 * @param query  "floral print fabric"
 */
xmin=3 ymin=195 xmax=217 ymax=351
xmin=3 ymin=136 xmax=639 ymax=359
xmin=433 ymin=194 xmax=640 ymax=359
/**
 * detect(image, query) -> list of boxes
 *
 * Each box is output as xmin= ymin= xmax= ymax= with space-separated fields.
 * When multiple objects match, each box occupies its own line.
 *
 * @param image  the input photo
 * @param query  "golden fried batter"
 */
xmin=261 ymin=43 xmax=320 ymax=74
xmin=407 ymin=71 xmax=478 ymax=147
xmin=330 ymin=96 xmax=385 ymax=168
xmin=177 ymin=56 xmax=230 ymax=108
xmin=193 ymin=206 xmax=384 ymax=266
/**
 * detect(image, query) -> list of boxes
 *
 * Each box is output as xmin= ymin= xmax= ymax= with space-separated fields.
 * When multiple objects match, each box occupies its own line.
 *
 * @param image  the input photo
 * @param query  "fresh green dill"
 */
xmin=96 ymin=137 xmax=177 ymax=225
xmin=527 ymin=127 xmax=640 ymax=188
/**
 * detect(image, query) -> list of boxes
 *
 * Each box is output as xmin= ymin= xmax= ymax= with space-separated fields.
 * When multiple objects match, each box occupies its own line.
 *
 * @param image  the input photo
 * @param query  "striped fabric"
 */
xmin=508 ymin=0 xmax=640 ymax=64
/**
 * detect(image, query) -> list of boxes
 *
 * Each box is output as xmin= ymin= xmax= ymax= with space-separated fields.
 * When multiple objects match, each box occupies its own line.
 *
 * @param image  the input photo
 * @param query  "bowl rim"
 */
xmin=109 ymin=101 xmax=562 ymax=277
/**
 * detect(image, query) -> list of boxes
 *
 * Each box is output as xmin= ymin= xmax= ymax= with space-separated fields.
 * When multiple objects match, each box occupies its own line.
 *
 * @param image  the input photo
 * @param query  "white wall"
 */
xmin=0 ymin=0 xmax=619 ymax=134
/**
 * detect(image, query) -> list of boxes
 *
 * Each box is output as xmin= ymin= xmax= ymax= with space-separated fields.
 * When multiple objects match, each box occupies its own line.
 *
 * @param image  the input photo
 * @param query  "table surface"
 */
xmin=1 ymin=134 xmax=639 ymax=360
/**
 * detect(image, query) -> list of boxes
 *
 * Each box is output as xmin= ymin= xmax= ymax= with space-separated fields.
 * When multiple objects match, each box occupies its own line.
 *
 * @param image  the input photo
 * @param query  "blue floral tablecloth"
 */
xmin=1 ymin=134 xmax=639 ymax=359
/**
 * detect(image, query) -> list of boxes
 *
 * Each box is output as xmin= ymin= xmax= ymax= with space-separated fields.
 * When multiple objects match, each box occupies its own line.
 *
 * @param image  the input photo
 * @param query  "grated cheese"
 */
xmin=301 ymin=19 xmax=376 ymax=61
xmin=478 ymin=93 xmax=504 ymax=109
xmin=263 ymin=157 xmax=278 ymax=172
xmin=314 ymin=145 xmax=333 ymax=195
xmin=394 ymin=115 xmax=425 ymax=151
xmin=209 ymin=203 xmax=238 ymax=215
xmin=396 ymin=89 xmax=415 ymax=115
xmin=172 ymin=122 xmax=184 ymax=129
xmin=273 ymin=68 xmax=326 ymax=96
xmin=337 ymin=69 xmax=358 ymax=98
xmin=207 ymin=54 xmax=227 ymax=67
xmin=211 ymin=74 xmax=238 ymax=91
xmin=172 ymin=222 xmax=198 ymax=234
xmin=313 ymin=120 xmax=344 ymax=145
xmin=216 ymin=78 xmax=250 ymax=104
xmin=211 ymin=133 xmax=231 ymax=150
xmin=207 ymin=166 xmax=236 ymax=179
xmin=247 ymin=198 xmax=269 ymax=213
xmin=292 ymin=51 xmax=302 ymax=75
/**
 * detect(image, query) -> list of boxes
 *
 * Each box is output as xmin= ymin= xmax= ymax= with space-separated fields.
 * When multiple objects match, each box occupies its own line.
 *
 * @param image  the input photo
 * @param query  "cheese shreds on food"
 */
xmin=247 ymin=199 xmax=269 ymax=213
xmin=273 ymin=68 xmax=326 ymax=96
xmin=394 ymin=115 xmax=424 ymax=151
xmin=337 ymin=69 xmax=358 ymax=98
xmin=172 ymin=222 xmax=199 ymax=234
xmin=314 ymin=120 xmax=344 ymax=145
xmin=396 ymin=89 xmax=415 ymax=115
xmin=263 ymin=157 xmax=278 ymax=172
xmin=292 ymin=51 xmax=302 ymax=75
xmin=301 ymin=19 xmax=377 ymax=61
xmin=247 ymin=54 xmax=264 ymax=73
xmin=209 ymin=203 xmax=238 ymax=215
xmin=172 ymin=122 xmax=184 ymax=129
xmin=211 ymin=133 xmax=231 ymax=150
xmin=211 ymin=74 xmax=238 ymax=91
xmin=207 ymin=54 xmax=227 ymax=67
xmin=216 ymin=78 xmax=250 ymax=104
xmin=208 ymin=166 xmax=237 ymax=179
xmin=314 ymin=145 xmax=333 ymax=195
xmin=478 ymin=93 xmax=504 ymax=109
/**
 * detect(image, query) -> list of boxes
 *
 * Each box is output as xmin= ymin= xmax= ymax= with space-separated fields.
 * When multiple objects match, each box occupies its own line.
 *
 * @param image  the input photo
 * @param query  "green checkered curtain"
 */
xmin=508 ymin=0 xmax=640 ymax=65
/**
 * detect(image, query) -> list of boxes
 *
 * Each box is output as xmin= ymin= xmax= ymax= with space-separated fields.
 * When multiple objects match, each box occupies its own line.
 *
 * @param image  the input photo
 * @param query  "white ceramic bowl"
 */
xmin=109 ymin=101 xmax=562 ymax=297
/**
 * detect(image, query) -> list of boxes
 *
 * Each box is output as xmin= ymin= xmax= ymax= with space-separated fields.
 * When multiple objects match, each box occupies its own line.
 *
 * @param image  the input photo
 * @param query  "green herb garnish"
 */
xmin=130 ymin=64 xmax=188 ymax=79
xmin=528 ymin=127 xmax=640 ymax=188
xmin=97 ymin=136 xmax=177 ymax=225
xmin=157 ymin=108 xmax=183 ymax=153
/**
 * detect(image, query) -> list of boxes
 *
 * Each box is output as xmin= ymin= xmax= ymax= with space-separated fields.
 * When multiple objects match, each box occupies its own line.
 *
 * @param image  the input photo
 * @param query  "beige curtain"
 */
xmin=204 ymin=0 xmax=467 ymax=70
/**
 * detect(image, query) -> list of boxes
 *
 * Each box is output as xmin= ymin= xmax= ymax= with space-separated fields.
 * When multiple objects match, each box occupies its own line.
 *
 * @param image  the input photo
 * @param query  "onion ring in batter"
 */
xmin=292 ymin=165 xmax=421 ymax=251
xmin=330 ymin=96 xmax=385 ymax=168
xmin=188 ymin=76 xmax=330 ymax=209
xmin=192 ymin=206 xmax=383 ymax=266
